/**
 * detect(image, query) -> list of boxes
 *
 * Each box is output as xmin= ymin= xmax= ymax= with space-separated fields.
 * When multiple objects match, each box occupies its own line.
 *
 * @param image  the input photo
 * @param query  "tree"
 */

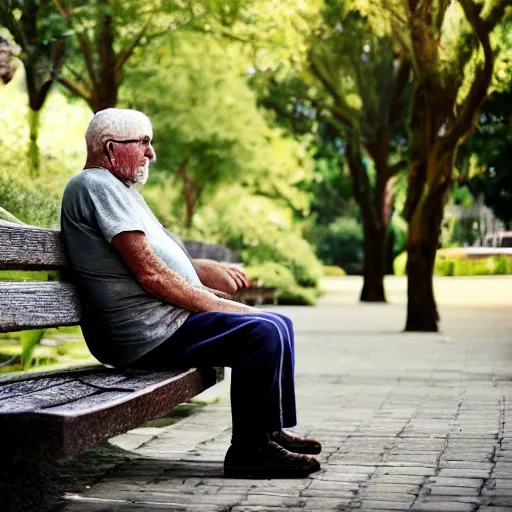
xmin=52 ymin=0 xmax=258 ymax=113
xmin=348 ymin=0 xmax=511 ymax=329
xmin=306 ymin=4 xmax=411 ymax=301
xmin=124 ymin=34 xmax=313 ymax=231
xmin=0 ymin=1 xmax=65 ymax=176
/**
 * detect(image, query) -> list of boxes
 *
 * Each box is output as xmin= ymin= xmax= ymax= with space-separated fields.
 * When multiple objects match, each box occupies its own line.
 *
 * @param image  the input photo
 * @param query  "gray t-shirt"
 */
xmin=61 ymin=168 xmax=202 ymax=367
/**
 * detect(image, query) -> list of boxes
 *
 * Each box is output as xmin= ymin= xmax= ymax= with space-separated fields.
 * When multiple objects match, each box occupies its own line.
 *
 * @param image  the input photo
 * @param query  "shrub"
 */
xmin=308 ymin=217 xmax=363 ymax=273
xmin=435 ymin=259 xmax=454 ymax=276
xmin=394 ymin=251 xmax=512 ymax=277
xmin=244 ymin=262 xmax=318 ymax=306
xmin=245 ymin=262 xmax=297 ymax=291
xmin=393 ymin=252 xmax=407 ymax=276
xmin=0 ymin=177 xmax=60 ymax=228
xmin=193 ymin=193 xmax=323 ymax=287
xmin=322 ymin=265 xmax=346 ymax=276
xmin=277 ymin=286 xmax=318 ymax=306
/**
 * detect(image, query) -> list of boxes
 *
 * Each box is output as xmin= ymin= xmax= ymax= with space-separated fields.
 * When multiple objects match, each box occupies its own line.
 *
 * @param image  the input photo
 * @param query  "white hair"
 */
xmin=85 ymin=108 xmax=153 ymax=155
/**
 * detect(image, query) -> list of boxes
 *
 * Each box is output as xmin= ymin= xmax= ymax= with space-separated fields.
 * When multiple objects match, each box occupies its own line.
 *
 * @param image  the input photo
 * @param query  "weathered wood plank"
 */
xmin=0 ymin=376 xmax=73 ymax=401
xmin=0 ymin=367 xmax=223 ymax=460
xmin=0 ymin=281 xmax=82 ymax=332
xmin=45 ymin=390 xmax=135 ymax=413
xmin=78 ymin=369 xmax=189 ymax=391
xmin=0 ymin=222 xmax=66 ymax=270
xmin=0 ymin=381 xmax=100 ymax=413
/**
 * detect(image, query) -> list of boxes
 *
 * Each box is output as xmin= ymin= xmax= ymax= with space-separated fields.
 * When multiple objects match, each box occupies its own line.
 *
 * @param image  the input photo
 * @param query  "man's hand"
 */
xmin=193 ymin=259 xmax=249 ymax=296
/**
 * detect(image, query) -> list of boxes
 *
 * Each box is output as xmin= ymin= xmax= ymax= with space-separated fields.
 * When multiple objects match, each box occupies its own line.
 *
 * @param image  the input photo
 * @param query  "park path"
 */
xmin=63 ymin=277 xmax=512 ymax=511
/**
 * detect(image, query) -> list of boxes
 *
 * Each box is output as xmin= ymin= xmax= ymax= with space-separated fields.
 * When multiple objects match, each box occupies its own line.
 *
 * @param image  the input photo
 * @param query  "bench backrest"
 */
xmin=0 ymin=221 xmax=240 ymax=333
xmin=0 ymin=221 xmax=80 ymax=333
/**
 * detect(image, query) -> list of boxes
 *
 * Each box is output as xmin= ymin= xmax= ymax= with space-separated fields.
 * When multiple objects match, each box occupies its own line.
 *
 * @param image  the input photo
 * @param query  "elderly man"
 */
xmin=61 ymin=108 xmax=321 ymax=478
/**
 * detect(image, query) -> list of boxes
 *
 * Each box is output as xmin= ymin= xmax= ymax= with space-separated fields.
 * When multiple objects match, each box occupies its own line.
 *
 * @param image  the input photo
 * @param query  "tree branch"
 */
xmin=54 ymin=0 xmax=73 ymax=19
xmin=309 ymin=52 xmax=356 ymax=128
xmin=115 ymin=21 xmax=151 ymax=76
xmin=76 ymin=31 xmax=97 ymax=86
xmin=56 ymin=75 xmax=92 ymax=104
xmin=442 ymin=0 xmax=498 ymax=151
xmin=346 ymin=127 xmax=380 ymax=228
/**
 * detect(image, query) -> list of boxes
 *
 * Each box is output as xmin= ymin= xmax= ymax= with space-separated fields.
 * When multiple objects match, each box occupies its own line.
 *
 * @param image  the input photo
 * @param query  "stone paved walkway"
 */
xmin=63 ymin=278 xmax=512 ymax=511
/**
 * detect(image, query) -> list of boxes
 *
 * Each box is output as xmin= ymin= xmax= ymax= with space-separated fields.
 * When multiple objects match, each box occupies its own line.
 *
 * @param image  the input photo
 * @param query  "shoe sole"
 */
xmin=285 ymin=446 xmax=322 ymax=455
xmin=224 ymin=462 xmax=321 ymax=479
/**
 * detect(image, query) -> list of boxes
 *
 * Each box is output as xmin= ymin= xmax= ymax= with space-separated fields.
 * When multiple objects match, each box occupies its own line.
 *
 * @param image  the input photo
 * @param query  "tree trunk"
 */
xmin=405 ymin=148 xmax=454 ymax=332
xmin=358 ymin=129 xmax=394 ymax=302
xmin=91 ymin=10 xmax=118 ymax=113
xmin=405 ymin=239 xmax=439 ymax=332
xmin=360 ymin=223 xmax=387 ymax=301
xmin=28 ymin=107 xmax=41 ymax=178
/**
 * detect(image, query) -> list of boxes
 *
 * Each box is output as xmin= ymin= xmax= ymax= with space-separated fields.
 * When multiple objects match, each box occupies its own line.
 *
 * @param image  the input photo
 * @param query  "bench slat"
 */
xmin=77 ymin=370 xmax=193 ymax=391
xmin=0 ymin=281 xmax=81 ymax=332
xmin=46 ymin=390 xmax=129 ymax=413
xmin=0 ymin=366 xmax=223 ymax=460
xmin=0 ymin=376 xmax=73 ymax=401
xmin=0 ymin=222 xmax=66 ymax=270
xmin=0 ymin=381 xmax=101 ymax=413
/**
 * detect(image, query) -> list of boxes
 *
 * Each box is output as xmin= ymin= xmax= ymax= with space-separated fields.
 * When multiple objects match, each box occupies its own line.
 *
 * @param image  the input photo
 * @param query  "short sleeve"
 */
xmin=85 ymin=174 xmax=145 ymax=243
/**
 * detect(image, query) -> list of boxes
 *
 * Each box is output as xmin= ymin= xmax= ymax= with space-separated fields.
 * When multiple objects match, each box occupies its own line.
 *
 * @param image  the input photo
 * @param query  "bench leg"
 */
xmin=0 ymin=458 xmax=45 ymax=512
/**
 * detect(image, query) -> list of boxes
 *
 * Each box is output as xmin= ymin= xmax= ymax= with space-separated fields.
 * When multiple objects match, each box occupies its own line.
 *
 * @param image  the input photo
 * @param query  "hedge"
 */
xmin=394 ymin=251 xmax=512 ymax=277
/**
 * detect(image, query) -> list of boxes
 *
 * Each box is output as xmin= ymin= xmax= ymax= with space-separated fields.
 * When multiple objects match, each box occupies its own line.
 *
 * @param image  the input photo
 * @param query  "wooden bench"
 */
xmin=0 ymin=221 xmax=223 ymax=510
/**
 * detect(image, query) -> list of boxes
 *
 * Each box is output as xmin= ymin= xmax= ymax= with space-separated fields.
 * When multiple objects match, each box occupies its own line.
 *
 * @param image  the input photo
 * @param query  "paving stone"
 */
xmin=438 ymin=468 xmax=490 ymax=478
xmin=361 ymin=483 xmax=420 ymax=495
xmin=478 ymin=507 xmax=512 ymax=512
xmin=425 ymin=485 xmax=480 ymax=496
xmin=57 ymin=291 xmax=512 ymax=512
xmin=428 ymin=477 xmax=483 ymax=488
xmin=359 ymin=500 xmax=413 ymax=510
xmin=411 ymin=501 xmax=475 ymax=511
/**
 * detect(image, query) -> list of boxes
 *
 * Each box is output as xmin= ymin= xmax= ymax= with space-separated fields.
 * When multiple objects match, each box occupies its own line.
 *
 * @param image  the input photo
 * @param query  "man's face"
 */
xmin=106 ymin=134 xmax=156 ymax=186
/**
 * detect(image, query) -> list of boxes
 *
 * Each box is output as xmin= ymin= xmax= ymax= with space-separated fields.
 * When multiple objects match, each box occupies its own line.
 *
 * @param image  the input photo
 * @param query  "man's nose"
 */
xmin=146 ymin=144 xmax=156 ymax=163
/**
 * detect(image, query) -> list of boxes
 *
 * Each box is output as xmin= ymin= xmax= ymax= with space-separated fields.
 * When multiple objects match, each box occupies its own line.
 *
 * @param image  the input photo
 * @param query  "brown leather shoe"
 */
xmin=224 ymin=440 xmax=320 ymax=478
xmin=269 ymin=430 xmax=322 ymax=455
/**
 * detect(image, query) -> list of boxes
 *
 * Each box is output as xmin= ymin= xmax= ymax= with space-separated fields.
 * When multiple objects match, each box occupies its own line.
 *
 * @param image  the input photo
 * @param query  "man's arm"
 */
xmin=161 ymin=227 xmax=248 ymax=296
xmin=112 ymin=231 xmax=257 ymax=314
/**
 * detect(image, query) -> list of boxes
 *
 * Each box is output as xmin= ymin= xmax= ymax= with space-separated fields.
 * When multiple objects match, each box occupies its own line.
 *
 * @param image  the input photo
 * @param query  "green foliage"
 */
xmin=466 ymin=88 xmax=512 ymax=225
xmin=0 ymin=270 xmax=61 ymax=281
xmin=19 ymin=329 xmax=46 ymax=370
xmin=394 ymin=251 xmax=512 ymax=277
xmin=322 ymin=265 xmax=346 ymax=276
xmin=192 ymin=188 xmax=323 ymax=287
xmin=277 ymin=286 xmax=318 ymax=306
xmin=393 ymin=251 xmax=407 ymax=276
xmin=306 ymin=216 xmax=363 ymax=273
xmin=0 ymin=70 xmax=90 ymax=226
xmin=245 ymin=262 xmax=297 ymax=291
xmin=244 ymin=261 xmax=318 ymax=305
xmin=0 ymin=174 xmax=60 ymax=227
xmin=124 ymin=33 xmax=313 ymax=229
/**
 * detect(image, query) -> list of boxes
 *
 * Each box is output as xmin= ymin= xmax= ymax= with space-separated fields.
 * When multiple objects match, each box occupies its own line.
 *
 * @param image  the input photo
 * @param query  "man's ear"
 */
xmin=104 ymin=142 xmax=115 ymax=167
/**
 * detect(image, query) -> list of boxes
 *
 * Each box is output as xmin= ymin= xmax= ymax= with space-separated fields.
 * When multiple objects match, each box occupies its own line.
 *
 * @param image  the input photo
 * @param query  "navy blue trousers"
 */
xmin=132 ymin=312 xmax=297 ymax=438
